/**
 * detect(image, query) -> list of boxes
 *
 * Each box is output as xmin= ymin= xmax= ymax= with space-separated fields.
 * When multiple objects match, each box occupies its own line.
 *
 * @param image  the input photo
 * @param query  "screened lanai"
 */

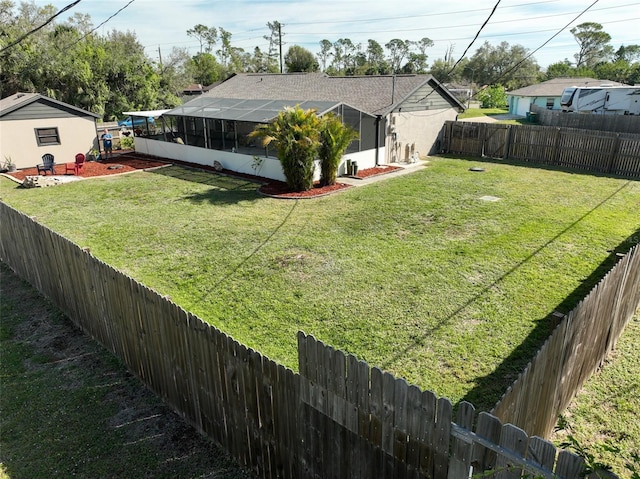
xmin=155 ymin=97 xmax=380 ymax=157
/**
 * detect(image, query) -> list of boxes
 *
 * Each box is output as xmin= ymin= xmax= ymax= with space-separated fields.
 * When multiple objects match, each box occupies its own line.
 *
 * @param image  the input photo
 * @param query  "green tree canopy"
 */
xmin=570 ymin=22 xmax=613 ymax=68
xmin=466 ymin=41 xmax=539 ymax=89
xmin=284 ymin=45 xmax=318 ymax=72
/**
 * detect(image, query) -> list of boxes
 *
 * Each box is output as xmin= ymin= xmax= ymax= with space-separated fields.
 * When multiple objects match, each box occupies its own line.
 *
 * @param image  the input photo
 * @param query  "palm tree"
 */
xmin=250 ymin=106 xmax=322 ymax=191
xmin=319 ymin=114 xmax=359 ymax=186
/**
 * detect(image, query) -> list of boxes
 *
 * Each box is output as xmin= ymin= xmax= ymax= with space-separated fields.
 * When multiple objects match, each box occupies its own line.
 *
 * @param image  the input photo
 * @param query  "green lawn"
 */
xmin=1 ymin=158 xmax=638 ymax=413
xmin=552 ymin=312 xmax=640 ymax=479
xmin=457 ymin=107 xmax=508 ymax=119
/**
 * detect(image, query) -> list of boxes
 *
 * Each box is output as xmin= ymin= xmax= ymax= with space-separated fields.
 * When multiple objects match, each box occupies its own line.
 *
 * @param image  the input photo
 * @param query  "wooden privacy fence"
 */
xmin=442 ymin=121 xmax=640 ymax=178
xmin=1 ymin=201 xmax=636 ymax=478
xmin=530 ymin=104 xmax=640 ymax=134
xmin=493 ymin=245 xmax=640 ymax=437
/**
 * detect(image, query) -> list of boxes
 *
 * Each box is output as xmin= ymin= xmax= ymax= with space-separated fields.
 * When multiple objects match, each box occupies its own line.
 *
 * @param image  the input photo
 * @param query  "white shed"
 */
xmin=0 ymin=92 xmax=100 ymax=170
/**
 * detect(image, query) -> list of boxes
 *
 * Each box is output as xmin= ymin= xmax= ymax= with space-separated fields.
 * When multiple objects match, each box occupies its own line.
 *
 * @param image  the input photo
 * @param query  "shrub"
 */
xmin=477 ymin=84 xmax=508 ymax=108
xmin=250 ymin=106 xmax=321 ymax=191
xmin=319 ymin=114 xmax=359 ymax=186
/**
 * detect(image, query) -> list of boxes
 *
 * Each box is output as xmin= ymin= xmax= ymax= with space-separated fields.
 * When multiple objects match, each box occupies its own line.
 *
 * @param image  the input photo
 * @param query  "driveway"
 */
xmin=459 ymin=114 xmax=523 ymax=122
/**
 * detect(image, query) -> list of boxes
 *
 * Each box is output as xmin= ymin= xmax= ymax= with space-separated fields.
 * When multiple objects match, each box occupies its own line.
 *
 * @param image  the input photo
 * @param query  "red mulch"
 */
xmin=7 ymin=152 xmax=169 ymax=181
xmin=259 ymin=181 xmax=352 ymax=198
xmin=257 ymin=166 xmax=404 ymax=198
xmin=6 ymin=153 xmax=403 ymax=199
xmin=356 ymin=165 xmax=403 ymax=178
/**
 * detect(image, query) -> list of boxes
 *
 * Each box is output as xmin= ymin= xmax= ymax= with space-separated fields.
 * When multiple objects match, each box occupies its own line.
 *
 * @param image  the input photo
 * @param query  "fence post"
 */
xmin=552 ymin=127 xmax=562 ymax=166
xmin=503 ymin=125 xmax=512 ymax=160
xmin=606 ymin=133 xmax=620 ymax=174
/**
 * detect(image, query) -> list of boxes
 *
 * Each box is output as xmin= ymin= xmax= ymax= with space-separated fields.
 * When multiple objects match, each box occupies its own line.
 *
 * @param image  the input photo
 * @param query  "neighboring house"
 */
xmin=133 ymin=73 xmax=464 ymax=181
xmin=507 ymin=77 xmax=627 ymax=117
xmin=0 ymin=92 xmax=100 ymax=170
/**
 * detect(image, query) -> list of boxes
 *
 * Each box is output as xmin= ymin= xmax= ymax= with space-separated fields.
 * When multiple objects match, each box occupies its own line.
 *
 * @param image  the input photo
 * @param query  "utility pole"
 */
xmin=278 ymin=23 xmax=283 ymax=73
xmin=158 ymin=45 xmax=163 ymax=70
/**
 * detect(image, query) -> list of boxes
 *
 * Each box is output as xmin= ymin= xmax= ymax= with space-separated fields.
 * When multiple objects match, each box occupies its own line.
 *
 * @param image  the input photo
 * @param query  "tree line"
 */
xmin=1 ymin=1 xmax=638 ymax=120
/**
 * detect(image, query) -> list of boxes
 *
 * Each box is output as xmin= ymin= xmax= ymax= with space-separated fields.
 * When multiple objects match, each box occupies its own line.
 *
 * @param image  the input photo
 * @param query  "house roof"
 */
xmin=0 ymin=92 xmax=101 ymax=119
xmin=200 ymin=72 xmax=464 ymax=116
xmin=507 ymin=77 xmax=627 ymax=97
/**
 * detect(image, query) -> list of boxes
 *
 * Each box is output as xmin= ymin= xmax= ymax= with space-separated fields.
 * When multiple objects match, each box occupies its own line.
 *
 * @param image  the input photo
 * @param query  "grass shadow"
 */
xmin=461 ymin=226 xmax=640 ymax=412
xmin=150 ymin=164 xmax=264 ymax=206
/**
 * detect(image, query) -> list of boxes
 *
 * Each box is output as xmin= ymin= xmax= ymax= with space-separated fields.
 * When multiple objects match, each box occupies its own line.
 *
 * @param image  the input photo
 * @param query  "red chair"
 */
xmin=65 ymin=153 xmax=86 ymax=175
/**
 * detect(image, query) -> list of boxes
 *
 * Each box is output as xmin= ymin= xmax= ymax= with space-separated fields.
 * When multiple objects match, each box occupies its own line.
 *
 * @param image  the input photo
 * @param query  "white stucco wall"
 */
xmin=0 ymin=117 xmax=97 ymax=170
xmin=385 ymin=109 xmax=457 ymax=164
xmin=509 ymin=96 xmax=532 ymax=116
xmin=135 ymin=137 xmax=383 ymax=182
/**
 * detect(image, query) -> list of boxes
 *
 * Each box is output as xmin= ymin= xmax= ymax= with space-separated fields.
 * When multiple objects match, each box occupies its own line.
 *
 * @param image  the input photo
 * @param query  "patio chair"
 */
xmin=65 ymin=153 xmax=86 ymax=175
xmin=37 ymin=153 xmax=56 ymax=175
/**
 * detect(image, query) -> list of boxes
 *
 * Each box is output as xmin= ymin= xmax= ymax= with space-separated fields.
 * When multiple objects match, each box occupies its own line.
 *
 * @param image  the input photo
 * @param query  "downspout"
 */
xmin=375 ymin=115 xmax=381 ymax=166
xmin=391 ymin=74 xmax=396 ymax=105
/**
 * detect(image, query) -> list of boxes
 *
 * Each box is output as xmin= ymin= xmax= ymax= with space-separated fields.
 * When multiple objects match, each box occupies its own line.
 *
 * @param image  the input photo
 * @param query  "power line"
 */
xmin=415 ymin=0 xmax=500 ymax=103
xmin=240 ymin=0 xmax=561 ymax=30
xmin=486 ymin=0 xmax=600 ymax=87
xmin=446 ymin=1 xmax=502 ymax=80
xmin=59 ymin=0 xmax=137 ymax=53
xmin=0 ymin=0 xmax=81 ymax=55
xmin=279 ymin=3 xmax=640 ymax=37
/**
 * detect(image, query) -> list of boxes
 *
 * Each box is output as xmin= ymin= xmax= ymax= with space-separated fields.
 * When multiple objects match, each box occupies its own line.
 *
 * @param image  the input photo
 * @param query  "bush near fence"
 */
xmin=442 ymin=120 xmax=640 ymax=178
xmin=530 ymin=104 xmax=640 ymax=135
xmin=2 ymin=201 xmax=639 ymax=478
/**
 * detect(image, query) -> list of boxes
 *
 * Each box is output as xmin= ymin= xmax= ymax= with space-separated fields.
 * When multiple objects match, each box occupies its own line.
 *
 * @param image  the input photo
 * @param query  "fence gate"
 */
xmin=482 ymin=123 xmax=509 ymax=159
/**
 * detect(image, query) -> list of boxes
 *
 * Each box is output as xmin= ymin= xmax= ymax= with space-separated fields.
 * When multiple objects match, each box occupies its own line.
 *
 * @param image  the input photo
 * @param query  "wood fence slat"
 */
xmin=369 ymin=367 xmax=385 ymax=475
xmin=356 ymin=360 xmax=372 ymax=479
xmin=405 ymin=385 xmax=424 ymax=479
xmin=418 ymin=389 xmax=437 ymax=478
xmin=495 ymin=424 xmax=528 ymax=478
xmin=555 ymin=450 xmax=586 ymax=478
xmin=527 ymin=436 xmax=557 ymax=473
xmin=448 ymin=401 xmax=475 ymax=479
xmin=393 ymin=377 xmax=409 ymax=479
xmin=472 ymin=411 xmax=502 ymax=473
xmin=434 ymin=397 xmax=452 ymax=479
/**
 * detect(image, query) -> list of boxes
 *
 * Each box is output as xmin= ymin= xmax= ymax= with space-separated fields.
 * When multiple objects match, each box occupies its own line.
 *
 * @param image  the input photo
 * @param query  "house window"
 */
xmin=35 ymin=127 xmax=60 ymax=146
xmin=546 ymin=98 xmax=555 ymax=110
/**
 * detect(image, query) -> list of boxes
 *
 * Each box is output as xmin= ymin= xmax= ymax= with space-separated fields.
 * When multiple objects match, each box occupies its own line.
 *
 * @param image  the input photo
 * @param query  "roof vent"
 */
xmin=16 ymin=93 xmax=25 ymax=98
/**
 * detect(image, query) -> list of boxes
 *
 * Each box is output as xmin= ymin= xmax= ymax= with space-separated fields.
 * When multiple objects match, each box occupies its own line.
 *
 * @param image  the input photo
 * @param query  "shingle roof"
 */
xmin=0 ymin=92 xmax=100 ymax=118
xmin=0 ymin=92 xmax=40 ymax=116
xmin=507 ymin=77 xmax=627 ymax=97
xmin=202 ymin=73 xmax=460 ymax=115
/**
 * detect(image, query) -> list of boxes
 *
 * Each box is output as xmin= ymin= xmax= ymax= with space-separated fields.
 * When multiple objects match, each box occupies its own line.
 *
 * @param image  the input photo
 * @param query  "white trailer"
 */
xmin=560 ymin=86 xmax=640 ymax=115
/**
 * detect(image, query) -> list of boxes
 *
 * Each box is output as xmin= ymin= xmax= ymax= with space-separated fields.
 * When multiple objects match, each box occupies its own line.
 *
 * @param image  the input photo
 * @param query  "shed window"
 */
xmin=546 ymin=98 xmax=554 ymax=109
xmin=35 ymin=127 xmax=60 ymax=146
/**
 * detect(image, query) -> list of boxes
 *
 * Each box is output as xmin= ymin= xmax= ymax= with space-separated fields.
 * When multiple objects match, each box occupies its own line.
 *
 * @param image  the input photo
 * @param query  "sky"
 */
xmin=36 ymin=0 xmax=640 ymax=69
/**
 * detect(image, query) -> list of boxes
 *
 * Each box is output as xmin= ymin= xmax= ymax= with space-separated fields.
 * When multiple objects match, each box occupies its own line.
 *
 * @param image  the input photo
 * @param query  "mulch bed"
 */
xmin=257 ymin=165 xmax=404 ymax=198
xmin=6 ymin=154 xmax=404 ymax=199
xmin=6 ymin=151 xmax=169 ymax=181
xmin=259 ymin=181 xmax=352 ymax=198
